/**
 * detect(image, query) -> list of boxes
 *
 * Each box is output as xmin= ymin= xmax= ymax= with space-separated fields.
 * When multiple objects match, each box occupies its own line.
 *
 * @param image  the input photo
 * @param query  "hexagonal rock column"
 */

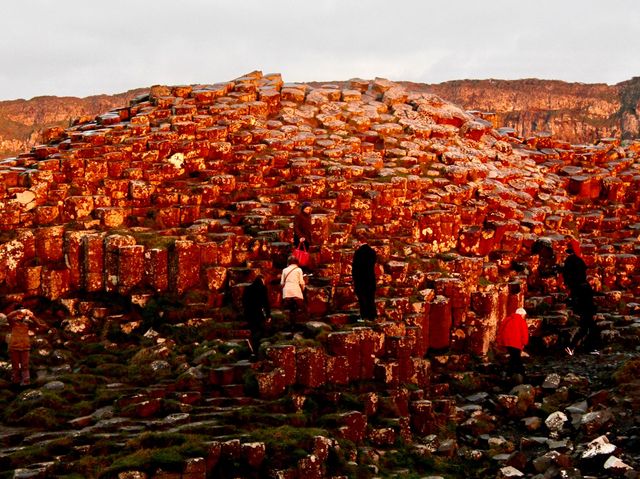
xmin=35 ymin=225 xmax=65 ymax=263
xmin=428 ymin=295 xmax=452 ymax=350
xmin=40 ymin=267 xmax=70 ymax=300
xmin=140 ymin=247 xmax=168 ymax=292
xmin=61 ymin=195 xmax=94 ymax=222
xmin=82 ymin=233 xmax=106 ymax=292
xmin=326 ymin=355 xmax=350 ymax=385
xmin=337 ymin=411 xmax=367 ymax=444
xmin=412 ymin=357 xmax=431 ymax=389
xmin=104 ymin=234 xmax=137 ymax=293
xmin=374 ymin=361 xmax=399 ymax=387
xmin=385 ymin=336 xmax=415 ymax=384
xmin=327 ymin=331 xmax=360 ymax=382
xmin=169 ymin=240 xmax=201 ymax=295
xmin=470 ymin=285 xmax=509 ymax=355
xmin=64 ymin=230 xmax=88 ymax=290
xmin=410 ymin=400 xmax=435 ymax=435
xmin=19 ymin=264 xmax=41 ymax=294
xmin=296 ymin=347 xmax=326 ymax=388
xmin=265 ymin=345 xmax=296 ymax=386
xmin=117 ymin=245 xmax=145 ymax=294
xmin=255 ymin=367 xmax=288 ymax=400
xmin=305 ymin=284 xmax=332 ymax=317
xmin=355 ymin=327 xmax=383 ymax=379
xmin=434 ymin=277 xmax=468 ymax=327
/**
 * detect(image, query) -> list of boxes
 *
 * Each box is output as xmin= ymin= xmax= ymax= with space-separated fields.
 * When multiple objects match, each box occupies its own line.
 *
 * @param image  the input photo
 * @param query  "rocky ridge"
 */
xmin=0 ymin=90 xmax=147 ymax=159
xmin=3 ymin=77 xmax=640 ymax=160
xmin=409 ymin=77 xmax=640 ymax=144
xmin=0 ymin=71 xmax=638 ymax=478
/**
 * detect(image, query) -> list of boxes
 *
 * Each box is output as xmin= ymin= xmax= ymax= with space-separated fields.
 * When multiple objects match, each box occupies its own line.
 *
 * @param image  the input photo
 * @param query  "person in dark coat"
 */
xmin=242 ymin=276 xmax=271 ymax=353
xmin=293 ymin=202 xmax=313 ymax=248
xmin=352 ymin=240 xmax=377 ymax=321
xmin=560 ymin=246 xmax=587 ymax=294
xmin=565 ymin=280 xmax=600 ymax=355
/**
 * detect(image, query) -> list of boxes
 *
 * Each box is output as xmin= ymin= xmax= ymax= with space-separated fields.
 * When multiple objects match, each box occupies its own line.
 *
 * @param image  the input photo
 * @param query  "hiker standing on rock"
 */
xmin=497 ymin=307 xmax=529 ymax=383
xmin=557 ymin=239 xmax=601 ymax=354
xmin=560 ymin=243 xmax=587 ymax=298
xmin=293 ymin=202 xmax=313 ymax=248
xmin=352 ymin=238 xmax=377 ymax=321
xmin=292 ymin=202 xmax=313 ymax=270
xmin=6 ymin=305 xmax=47 ymax=386
xmin=565 ymin=280 xmax=600 ymax=355
xmin=281 ymin=256 xmax=306 ymax=326
xmin=242 ymin=275 xmax=271 ymax=354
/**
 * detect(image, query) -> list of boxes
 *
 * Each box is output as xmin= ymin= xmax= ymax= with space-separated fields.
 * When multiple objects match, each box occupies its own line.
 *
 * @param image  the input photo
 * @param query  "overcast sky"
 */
xmin=2 ymin=0 xmax=639 ymax=101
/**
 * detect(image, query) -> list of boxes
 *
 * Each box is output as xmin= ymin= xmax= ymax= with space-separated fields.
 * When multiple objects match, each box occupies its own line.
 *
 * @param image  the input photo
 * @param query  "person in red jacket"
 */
xmin=497 ymin=307 xmax=530 ymax=381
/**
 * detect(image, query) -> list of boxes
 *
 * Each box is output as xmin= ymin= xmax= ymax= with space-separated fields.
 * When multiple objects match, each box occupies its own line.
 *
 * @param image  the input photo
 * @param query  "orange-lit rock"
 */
xmin=296 ymin=346 xmax=326 ymax=388
xmin=82 ymin=233 xmax=106 ymax=292
xmin=117 ymin=245 xmax=145 ymax=294
xmin=40 ymin=266 xmax=70 ymax=300
xmin=265 ymin=345 xmax=296 ymax=386
xmin=428 ymin=295 xmax=452 ymax=350
xmin=169 ymin=240 xmax=200 ymax=294
xmin=0 ymin=74 xmax=639 ymax=471
xmin=337 ymin=411 xmax=367 ymax=444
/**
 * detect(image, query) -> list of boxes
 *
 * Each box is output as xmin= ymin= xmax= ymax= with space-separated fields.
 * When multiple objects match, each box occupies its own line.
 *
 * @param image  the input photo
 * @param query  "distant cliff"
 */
xmin=407 ymin=77 xmax=640 ymax=143
xmin=0 ymin=89 xmax=147 ymax=158
xmin=2 ymin=78 xmax=640 ymax=159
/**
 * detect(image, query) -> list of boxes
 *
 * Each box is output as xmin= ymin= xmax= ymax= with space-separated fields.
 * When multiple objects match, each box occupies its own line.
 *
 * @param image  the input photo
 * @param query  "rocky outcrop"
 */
xmin=0 ymin=71 xmax=638 ymax=478
xmin=409 ymin=77 xmax=640 ymax=143
xmin=0 ymin=90 xmax=147 ymax=158
xmin=4 ymin=77 xmax=640 ymax=160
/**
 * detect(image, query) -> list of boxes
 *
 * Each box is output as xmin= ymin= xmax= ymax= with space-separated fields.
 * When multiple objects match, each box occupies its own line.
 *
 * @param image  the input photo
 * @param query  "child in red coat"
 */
xmin=497 ymin=307 xmax=530 ymax=381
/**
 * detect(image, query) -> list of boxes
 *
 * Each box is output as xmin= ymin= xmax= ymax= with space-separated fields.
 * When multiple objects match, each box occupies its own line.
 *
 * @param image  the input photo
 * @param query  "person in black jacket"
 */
xmin=242 ymin=276 xmax=271 ymax=353
xmin=352 ymin=240 xmax=377 ymax=321
xmin=560 ymin=246 xmax=587 ymax=294
xmin=565 ymin=280 xmax=600 ymax=355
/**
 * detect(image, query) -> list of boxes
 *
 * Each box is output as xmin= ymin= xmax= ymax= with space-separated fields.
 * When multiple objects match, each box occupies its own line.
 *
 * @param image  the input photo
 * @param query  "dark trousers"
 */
xmin=506 ymin=347 xmax=525 ymax=376
xmin=9 ymin=349 xmax=30 ymax=384
xmin=356 ymin=290 xmax=376 ymax=320
xmin=283 ymin=297 xmax=306 ymax=325
xmin=570 ymin=313 xmax=600 ymax=351
xmin=247 ymin=316 xmax=266 ymax=353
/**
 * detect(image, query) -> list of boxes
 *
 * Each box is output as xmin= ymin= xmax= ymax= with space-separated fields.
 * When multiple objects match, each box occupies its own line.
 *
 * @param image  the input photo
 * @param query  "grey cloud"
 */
xmin=2 ymin=0 xmax=640 ymax=100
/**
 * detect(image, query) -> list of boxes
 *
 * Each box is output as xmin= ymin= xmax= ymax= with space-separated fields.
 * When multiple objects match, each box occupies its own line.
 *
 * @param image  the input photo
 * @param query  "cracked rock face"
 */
xmin=0 ymin=71 xmax=639 ymax=478
xmin=420 ymin=77 xmax=640 ymax=143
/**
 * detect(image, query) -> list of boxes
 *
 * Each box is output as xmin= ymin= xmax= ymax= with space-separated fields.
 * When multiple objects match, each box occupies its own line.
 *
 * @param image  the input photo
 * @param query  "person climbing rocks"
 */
xmin=496 ymin=307 xmax=530 ymax=384
xmin=564 ymin=280 xmax=600 ymax=356
xmin=281 ymin=256 xmax=306 ymax=326
xmin=6 ymin=305 xmax=47 ymax=386
xmin=293 ymin=202 xmax=313 ymax=249
xmin=556 ymin=238 xmax=601 ymax=354
xmin=292 ymin=202 xmax=314 ymax=270
xmin=242 ymin=275 xmax=271 ymax=354
xmin=352 ymin=238 xmax=377 ymax=321
xmin=560 ymin=242 xmax=587 ymax=296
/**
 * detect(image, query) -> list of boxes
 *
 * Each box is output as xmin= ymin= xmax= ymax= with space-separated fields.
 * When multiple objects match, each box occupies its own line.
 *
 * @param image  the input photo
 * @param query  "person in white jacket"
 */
xmin=281 ymin=256 xmax=306 ymax=325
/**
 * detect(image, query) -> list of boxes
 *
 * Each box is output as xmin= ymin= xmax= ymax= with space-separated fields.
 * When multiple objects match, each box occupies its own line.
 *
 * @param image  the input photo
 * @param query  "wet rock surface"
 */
xmin=0 ymin=71 xmax=638 ymax=478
